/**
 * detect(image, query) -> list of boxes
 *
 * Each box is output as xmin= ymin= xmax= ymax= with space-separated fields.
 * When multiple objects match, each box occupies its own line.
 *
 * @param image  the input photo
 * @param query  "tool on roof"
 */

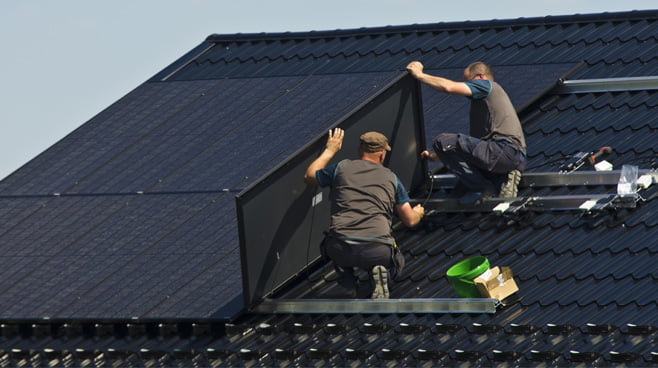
xmin=559 ymin=146 xmax=612 ymax=173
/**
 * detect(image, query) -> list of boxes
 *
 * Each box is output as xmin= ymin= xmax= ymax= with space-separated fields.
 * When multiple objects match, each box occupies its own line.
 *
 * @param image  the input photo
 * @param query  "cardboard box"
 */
xmin=474 ymin=266 xmax=519 ymax=300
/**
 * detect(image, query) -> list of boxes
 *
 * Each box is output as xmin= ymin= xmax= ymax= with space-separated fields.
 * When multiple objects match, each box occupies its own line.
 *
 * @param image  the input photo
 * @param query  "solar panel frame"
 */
xmin=236 ymin=73 xmax=427 ymax=308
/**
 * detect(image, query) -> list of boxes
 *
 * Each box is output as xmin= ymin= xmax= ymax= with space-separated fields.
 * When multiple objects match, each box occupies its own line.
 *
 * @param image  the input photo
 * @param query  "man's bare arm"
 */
xmin=396 ymin=202 xmax=425 ymax=227
xmin=406 ymin=61 xmax=472 ymax=96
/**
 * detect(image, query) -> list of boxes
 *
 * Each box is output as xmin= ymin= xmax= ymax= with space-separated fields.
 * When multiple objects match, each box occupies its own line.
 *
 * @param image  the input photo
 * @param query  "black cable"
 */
xmin=421 ymin=170 xmax=435 ymax=207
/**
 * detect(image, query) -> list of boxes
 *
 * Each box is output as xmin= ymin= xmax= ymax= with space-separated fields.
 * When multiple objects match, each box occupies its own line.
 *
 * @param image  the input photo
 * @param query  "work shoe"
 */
xmin=370 ymin=265 xmax=389 ymax=299
xmin=499 ymin=170 xmax=521 ymax=198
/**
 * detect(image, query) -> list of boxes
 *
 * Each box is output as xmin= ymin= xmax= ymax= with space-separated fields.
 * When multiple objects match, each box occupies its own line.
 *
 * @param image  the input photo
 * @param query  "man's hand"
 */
xmin=420 ymin=149 xmax=439 ymax=161
xmin=304 ymin=128 xmax=345 ymax=185
xmin=396 ymin=202 xmax=425 ymax=227
xmin=412 ymin=204 xmax=425 ymax=220
xmin=406 ymin=61 xmax=424 ymax=79
xmin=325 ymin=128 xmax=344 ymax=154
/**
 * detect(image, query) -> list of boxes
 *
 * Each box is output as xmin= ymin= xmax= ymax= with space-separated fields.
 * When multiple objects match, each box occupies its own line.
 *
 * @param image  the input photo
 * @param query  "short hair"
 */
xmin=466 ymin=61 xmax=494 ymax=81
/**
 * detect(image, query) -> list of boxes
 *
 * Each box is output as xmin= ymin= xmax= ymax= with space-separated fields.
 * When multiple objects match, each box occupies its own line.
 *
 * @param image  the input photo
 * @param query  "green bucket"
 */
xmin=446 ymin=256 xmax=490 ymax=298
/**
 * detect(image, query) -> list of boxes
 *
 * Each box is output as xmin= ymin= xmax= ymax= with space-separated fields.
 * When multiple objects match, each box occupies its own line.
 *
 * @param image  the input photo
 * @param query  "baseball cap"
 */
xmin=359 ymin=131 xmax=391 ymax=153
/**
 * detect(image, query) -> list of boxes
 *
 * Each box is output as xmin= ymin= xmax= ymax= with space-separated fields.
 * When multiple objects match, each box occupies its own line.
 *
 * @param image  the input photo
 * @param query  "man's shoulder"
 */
xmin=341 ymin=159 xmax=395 ymax=175
xmin=465 ymin=79 xmax=492 ymax=100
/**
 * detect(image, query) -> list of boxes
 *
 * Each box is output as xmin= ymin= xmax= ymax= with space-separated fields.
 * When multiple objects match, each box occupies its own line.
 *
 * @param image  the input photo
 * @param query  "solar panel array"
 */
xmin=0 ymin=73 xmax=402 ymax=319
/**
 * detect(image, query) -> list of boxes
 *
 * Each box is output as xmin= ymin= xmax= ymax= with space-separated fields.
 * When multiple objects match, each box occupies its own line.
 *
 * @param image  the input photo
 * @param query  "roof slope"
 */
xmin=0 ymin=9 xmax=657 ymax=367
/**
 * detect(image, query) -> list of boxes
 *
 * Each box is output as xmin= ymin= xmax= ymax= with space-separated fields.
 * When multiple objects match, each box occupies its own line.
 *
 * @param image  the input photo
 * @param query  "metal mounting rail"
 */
xmin=252 ymin=298 xmax=498 ymax=314
xmin=552 ymin=76 xmax=658 ymax=94
xmin=432 ymin=170 xmax=658 ymax=188
xmin=418 ymin=194 xmax=638 ymax=214
xmin=422 ymin=170 xmax=654 ymax=213
xmin=521 ymin=170 xmax=658 ymax=188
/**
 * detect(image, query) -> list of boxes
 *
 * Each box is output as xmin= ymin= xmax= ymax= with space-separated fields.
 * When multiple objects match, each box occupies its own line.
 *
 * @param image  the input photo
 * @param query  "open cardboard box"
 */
xmin=474 ymin=266 xmax=519 ymax=300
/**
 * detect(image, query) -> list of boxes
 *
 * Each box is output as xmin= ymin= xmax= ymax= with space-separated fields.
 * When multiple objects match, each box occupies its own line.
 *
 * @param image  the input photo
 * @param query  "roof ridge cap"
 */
xmin=205 ymin=10 xmax=658 ymax=43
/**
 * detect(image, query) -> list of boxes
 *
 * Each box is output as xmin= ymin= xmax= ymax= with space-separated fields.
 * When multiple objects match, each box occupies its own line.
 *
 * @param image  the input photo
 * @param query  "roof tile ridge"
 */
xmin=521 ymin=272 xmax=658 ymax=285
xmin=597 ymin=54 xmax=658 ymax=68
xmin=516 ymin=298 xmax=657 ymax=310
xmin=208 ymin=47 xmax=374 ymax=64
xmin=532 ymin=117 xmax=656 ymax=136
xmin=204 ymin=10 xmax=658 ymax=43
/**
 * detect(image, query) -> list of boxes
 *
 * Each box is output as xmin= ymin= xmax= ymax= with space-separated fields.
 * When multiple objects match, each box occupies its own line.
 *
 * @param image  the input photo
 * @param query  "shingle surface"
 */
xmin=0 ymin=9 xmax=657 ymax=367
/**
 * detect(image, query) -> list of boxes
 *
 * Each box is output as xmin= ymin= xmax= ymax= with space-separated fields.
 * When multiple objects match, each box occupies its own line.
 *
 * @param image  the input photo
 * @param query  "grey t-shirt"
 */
xmin=316 ymin=159 xmax=409 ymax=242
xmin=466 ymin=79 xmax=526 ymax=151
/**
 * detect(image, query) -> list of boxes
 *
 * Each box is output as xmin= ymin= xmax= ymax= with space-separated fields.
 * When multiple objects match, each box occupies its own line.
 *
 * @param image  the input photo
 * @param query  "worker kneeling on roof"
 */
xmin=304 ymin=128 xmax=425 ymax=299
xmin=407 ymin=61 xmax=527 ymax=202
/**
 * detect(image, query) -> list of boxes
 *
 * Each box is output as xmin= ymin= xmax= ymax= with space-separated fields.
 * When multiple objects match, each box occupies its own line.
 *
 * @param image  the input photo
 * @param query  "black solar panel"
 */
xmin=236 ymin=73 xmax=427 ymax=308
xmin=0 ymin=81 xmax=221 ymax=196
xmin=154 ymin=73 xmax=397 ymax=192
xmin=0 ymin=193 xmax=241 ymax=319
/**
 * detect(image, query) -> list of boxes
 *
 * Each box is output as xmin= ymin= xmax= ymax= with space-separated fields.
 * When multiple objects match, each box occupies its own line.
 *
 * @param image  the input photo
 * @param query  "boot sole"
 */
xmin=500 ymin=170 xmax=521 ymax=198
xmin=371 ymin=265 xmax=389 ymax=299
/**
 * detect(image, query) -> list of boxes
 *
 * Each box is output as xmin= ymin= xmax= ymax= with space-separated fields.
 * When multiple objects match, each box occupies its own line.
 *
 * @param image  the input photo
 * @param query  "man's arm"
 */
xmin=406 ymin=61 xmax=472 ymax=96
xmin=303 ymin=128 xmax=344 ymax=185
xmin=395 ymin=202 xmax=425 ymax=228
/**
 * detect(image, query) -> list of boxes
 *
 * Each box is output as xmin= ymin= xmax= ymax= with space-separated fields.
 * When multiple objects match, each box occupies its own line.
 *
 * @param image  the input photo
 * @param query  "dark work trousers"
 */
xmin=321 ymin=236 xmax=404 ymax=290
xmin=432 ymin=133 xmax=526 ymax=194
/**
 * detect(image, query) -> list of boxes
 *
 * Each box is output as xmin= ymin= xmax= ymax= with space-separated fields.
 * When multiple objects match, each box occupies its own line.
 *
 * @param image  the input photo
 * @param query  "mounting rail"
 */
xmin=418 ymin=194 xmax=639 ymax=214
xmin=421 ymin=170 xmax=655 ymax=214
xmin=431 ymin=170 xmax=658 ymax=188
xmin=552 ymin=76 xmax=658 ymax=94
xmin=253 ymin=298 xmax=498 ymax=314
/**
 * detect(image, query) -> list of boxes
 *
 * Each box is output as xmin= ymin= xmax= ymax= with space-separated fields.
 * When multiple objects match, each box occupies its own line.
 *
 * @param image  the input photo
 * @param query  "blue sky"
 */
xmin=1 ymin=0 xmax=656 ymax=179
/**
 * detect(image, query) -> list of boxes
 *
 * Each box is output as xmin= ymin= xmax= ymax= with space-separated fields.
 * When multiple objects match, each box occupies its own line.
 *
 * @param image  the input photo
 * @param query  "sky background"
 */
xmin=1 ymin=1 xmax=656 ymax=180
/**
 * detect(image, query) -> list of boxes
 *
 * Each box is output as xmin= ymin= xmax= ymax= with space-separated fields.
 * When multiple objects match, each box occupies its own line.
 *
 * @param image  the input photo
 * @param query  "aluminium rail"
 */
xmin=252 ymin=298 xmax=499 ymax=314
xmin=420 ymin=170 xmax=656 ymax=214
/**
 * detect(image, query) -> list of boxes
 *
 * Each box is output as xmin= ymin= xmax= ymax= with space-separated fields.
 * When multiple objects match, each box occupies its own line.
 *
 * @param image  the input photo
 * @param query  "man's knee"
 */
xmin=433 ymin=133 xmax=460 ymax=152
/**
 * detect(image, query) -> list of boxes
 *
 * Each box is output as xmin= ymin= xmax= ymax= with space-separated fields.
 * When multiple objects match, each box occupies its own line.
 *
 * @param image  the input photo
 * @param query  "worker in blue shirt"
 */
xmin=406 ymin=61 xmax=527 ymax=201
xmin=304 ymin=128 xmax=424 ymax=298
